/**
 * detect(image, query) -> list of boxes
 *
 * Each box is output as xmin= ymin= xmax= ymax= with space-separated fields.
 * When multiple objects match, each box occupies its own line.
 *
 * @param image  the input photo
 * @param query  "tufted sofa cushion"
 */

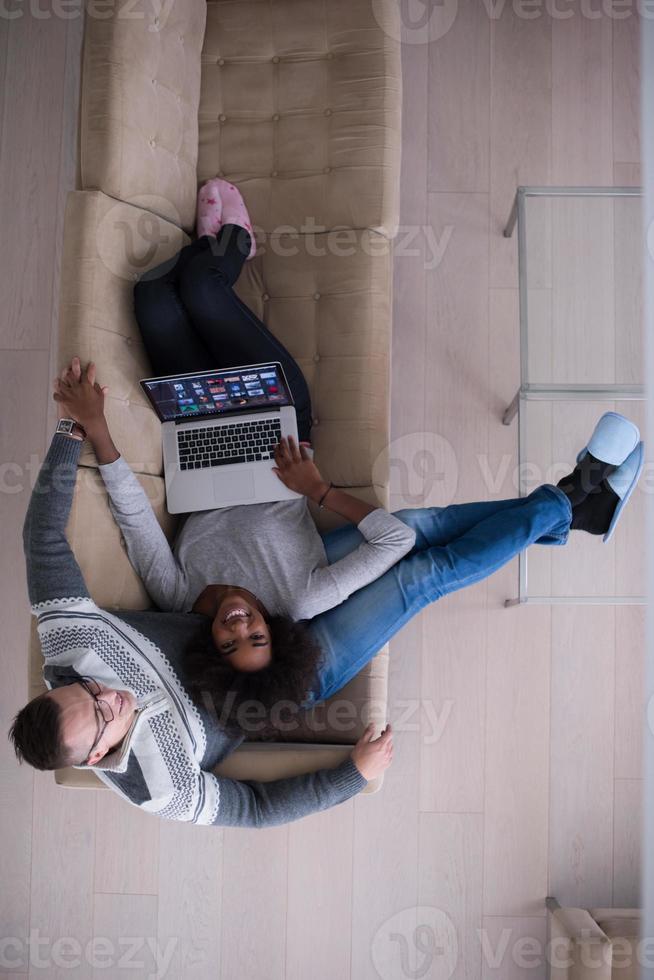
xmin=198 ymin=0 xmax=402 ymax=237
xmin=58 ymin=191 xmax=190 ymax=475
xmin=231 ymin=227 xmax=393 ymax=490
xmin=80 ymin=0 xmax=207 ymax=230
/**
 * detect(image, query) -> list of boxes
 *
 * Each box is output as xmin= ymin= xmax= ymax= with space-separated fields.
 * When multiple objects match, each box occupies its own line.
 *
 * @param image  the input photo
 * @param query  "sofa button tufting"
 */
xmin=218 ymin=58 xmax=225 ymax=66
xmin=312 ymin=417 xmax=319 ymax=426
xmin=323 ymin=166 xmax=331 ymax=174
xmin=313 ymin=354 xmax=320 ymax=363
xmin=272 ymin=55 xmax=280 ymax=63
xmin=313 ymin=292 xmax=321 ymax=300
xmin=270 ymin=170 xmax=277 ymax=177
xmin=219 ymin=114 xmax=227 ymax=122
xmin=326 ymin=52 xmax=334 ymax=59
xmin=262 ymin=293 xmax=270 ymax=301
xmin=217 ymin=171 xmax=224 ymax=177
xmin=149 ymin=138 xmax=156 ymax=147
xmin=272 ymin=113 xmax=280 ymax=122
xmin=324 ymin=108 xmax=332 ymax=116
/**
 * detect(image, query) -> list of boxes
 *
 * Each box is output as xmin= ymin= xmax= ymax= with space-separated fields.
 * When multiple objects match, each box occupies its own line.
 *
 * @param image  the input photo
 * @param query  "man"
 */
xmin=9 ymin=360 xmax=393 ymax=827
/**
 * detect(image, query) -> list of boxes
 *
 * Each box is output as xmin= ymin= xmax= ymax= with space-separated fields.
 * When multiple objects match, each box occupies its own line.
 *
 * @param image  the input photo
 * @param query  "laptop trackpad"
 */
xmin=213 ymin=470 xmax=255 ymax=504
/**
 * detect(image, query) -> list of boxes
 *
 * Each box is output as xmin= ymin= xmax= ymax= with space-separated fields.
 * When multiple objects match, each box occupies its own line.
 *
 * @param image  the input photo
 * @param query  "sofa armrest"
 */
xmin=548 ymin=907 xmax=612 ymax=980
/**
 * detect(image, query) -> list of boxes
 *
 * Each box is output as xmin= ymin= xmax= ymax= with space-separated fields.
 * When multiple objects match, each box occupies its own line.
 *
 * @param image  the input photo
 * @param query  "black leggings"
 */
xmin=133 ymin=224 xmax=313 ymax=441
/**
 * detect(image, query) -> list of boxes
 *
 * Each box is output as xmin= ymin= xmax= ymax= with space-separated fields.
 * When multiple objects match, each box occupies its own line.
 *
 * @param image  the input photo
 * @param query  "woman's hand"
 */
xmin=272 ymin=435 xmax=328 ymax=501
xmin=53 ymin=357 xmax=109 ymax=435
xmin=350 ymin=723 xmax=394 ymax=781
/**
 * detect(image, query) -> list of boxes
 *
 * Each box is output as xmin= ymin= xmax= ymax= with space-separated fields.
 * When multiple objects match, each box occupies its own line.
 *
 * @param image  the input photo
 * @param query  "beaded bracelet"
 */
xmin=318 ymin=482 xmax=334 ymax=509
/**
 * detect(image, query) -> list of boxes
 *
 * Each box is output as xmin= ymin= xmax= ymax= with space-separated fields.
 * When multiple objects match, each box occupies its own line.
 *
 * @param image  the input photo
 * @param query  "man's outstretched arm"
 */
xmin=22 ymin=431 xmax=90 ymax=608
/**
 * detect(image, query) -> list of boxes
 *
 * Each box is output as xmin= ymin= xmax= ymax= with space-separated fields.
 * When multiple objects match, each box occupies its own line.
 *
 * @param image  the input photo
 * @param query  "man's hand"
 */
xmin=272 ymin=435 xmax=328 ymax=501
xmin=350 ymin=723 xmax=394 ymax=781
xmin=53 ymin=357 xmax=109 ymax=434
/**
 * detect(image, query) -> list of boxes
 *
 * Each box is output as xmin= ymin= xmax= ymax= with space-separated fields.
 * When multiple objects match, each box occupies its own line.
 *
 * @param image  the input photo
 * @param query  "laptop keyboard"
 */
xmin=177 ymin=418 xmax=283 ymax=470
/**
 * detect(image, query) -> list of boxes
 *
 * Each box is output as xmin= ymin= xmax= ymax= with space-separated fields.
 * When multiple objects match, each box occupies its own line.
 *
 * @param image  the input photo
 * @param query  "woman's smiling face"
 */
xmin=211 ymin=588 xmax=272 ymax=672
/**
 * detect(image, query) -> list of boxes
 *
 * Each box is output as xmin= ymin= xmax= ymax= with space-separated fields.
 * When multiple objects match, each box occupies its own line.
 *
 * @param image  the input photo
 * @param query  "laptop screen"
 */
xmin=140 ymin=362 xmax=293 ymax=423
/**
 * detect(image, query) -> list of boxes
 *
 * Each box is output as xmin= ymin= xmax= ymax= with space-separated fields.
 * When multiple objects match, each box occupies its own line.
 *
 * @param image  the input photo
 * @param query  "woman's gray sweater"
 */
xmin=98 ymin=456 xmax=416 ymax=618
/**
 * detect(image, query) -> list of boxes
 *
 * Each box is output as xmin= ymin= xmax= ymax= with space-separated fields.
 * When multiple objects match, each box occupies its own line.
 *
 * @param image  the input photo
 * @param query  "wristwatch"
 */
xmin=56 ymin=418 xmax=86 ymax=440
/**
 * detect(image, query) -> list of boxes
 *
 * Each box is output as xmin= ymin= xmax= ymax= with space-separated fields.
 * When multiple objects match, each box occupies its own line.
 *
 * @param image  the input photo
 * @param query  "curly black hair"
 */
xmin=183 ymin=614 xmax=323 ymax=740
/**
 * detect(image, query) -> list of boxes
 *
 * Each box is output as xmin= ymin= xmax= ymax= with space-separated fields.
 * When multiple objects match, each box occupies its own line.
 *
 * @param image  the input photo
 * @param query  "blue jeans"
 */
xmin=303 ymin=484 xmax=572 ymax=706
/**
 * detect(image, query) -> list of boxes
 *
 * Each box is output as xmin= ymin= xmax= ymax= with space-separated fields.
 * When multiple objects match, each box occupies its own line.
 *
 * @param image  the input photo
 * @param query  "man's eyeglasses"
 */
xmin=64 ymin=676 xmax=114 ymax=765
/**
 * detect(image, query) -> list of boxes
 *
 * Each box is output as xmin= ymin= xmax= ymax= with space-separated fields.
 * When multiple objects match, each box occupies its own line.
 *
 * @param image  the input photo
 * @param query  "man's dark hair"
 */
xmin=8 ymin=692 xmax=77 ymax=771
xmin=184 ymin=615 xmax=323 ymax=739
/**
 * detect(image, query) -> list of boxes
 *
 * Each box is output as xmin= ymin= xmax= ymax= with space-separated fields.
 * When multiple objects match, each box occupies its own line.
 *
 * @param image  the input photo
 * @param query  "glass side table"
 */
xmin=502 ymin=187 xmax=645 ymax=606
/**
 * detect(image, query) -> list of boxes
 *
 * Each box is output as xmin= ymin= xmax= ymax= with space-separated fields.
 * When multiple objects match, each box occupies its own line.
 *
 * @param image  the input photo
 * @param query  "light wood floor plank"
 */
xmin=424 ymin=191 xmax=490 ymax=502
xmin=157 ymin=822 xmax=223 ymax=979
xmin=613 ymin=778 xmax=642 ymax=907
xmin=549 ymin=606 xmax=615 ymax=907
xmin=612 ymin=13 xmax=641 ymax=165
xmin=30 ymin=774 xmax=96 ymax=980
xmin=484 ymin=572 xmax=551 ymax=916
xmin=94 ymin=794 xmax=160 ymax=896
xmin=613 ymin=161 xmax=641 ymax=184
xmin=489 ymin=8 xmax=552 ymax=289
xmin=92 ymin=894 xmax=159 ymax=980
xmin=427 ymin=0 xmax=490 ymax=193
xmin=614 ymin=194 xmax=644 ymax=388
xmin=420 ymin=585 xmax=487 ymax=814
xmin=0 ymin=766 xmax=33 ymax=974
xmin=552 ymin=2 xmax=614 ymax=184
xmin=0 ymin=9 xmax=68 ymax=350
xmin=0 ymin=350 xmax=50 ymax=769
xmin=285 ymin=803 xmax=354 ymax=980
xmin=220 ymin=826 xmax=287 ymax=980
xmin=614 ymin=607 xmax=646 ymax=780
xmin=480 ymin=915 xmax=548 ymax=980
xmin=418 ymin=812 xmax=484 ymax=980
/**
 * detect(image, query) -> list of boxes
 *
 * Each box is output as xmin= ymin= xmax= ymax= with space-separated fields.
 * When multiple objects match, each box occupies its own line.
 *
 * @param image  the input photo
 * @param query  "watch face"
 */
xmin=57 ymin=419 xmax=74 ymax=433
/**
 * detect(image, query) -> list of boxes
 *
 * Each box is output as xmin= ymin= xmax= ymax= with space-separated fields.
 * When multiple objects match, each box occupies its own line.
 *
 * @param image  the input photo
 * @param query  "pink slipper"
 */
xmin=195 ymin=177 xmax=256 ymax=259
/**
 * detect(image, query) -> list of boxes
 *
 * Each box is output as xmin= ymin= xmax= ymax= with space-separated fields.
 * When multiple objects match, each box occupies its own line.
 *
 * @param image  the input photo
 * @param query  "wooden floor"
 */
xmin=0 ymin=3 xmax=645 ymax=978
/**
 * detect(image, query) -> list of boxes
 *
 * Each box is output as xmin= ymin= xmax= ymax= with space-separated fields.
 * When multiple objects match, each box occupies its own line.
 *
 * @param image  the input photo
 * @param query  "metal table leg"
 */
xmin=503 ymin=192 xmax=518 ymax=238
xmin=502 ymin=390 xmax=519 ymax=425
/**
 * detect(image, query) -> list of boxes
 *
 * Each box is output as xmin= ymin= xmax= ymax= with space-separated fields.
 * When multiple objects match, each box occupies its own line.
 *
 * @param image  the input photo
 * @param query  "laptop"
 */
xmin=140 ymin=361 xmax=302 ymax=514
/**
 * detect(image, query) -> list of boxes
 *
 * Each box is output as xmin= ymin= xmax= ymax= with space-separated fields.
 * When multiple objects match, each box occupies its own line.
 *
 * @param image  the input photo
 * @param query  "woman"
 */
xmin=54 ymin=179 xmax=644 ymax=731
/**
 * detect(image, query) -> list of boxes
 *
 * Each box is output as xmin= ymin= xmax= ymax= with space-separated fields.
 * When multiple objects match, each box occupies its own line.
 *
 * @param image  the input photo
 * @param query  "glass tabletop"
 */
xmin=517 ymin=188 xmax=644 ymax=391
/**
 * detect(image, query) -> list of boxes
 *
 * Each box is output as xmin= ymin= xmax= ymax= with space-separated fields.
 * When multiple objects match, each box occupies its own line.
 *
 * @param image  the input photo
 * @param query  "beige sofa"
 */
xmin=547 ymin=899 xmax=642 ymax=979
xmin=28 ymin=0 xmax=402 ymax=792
